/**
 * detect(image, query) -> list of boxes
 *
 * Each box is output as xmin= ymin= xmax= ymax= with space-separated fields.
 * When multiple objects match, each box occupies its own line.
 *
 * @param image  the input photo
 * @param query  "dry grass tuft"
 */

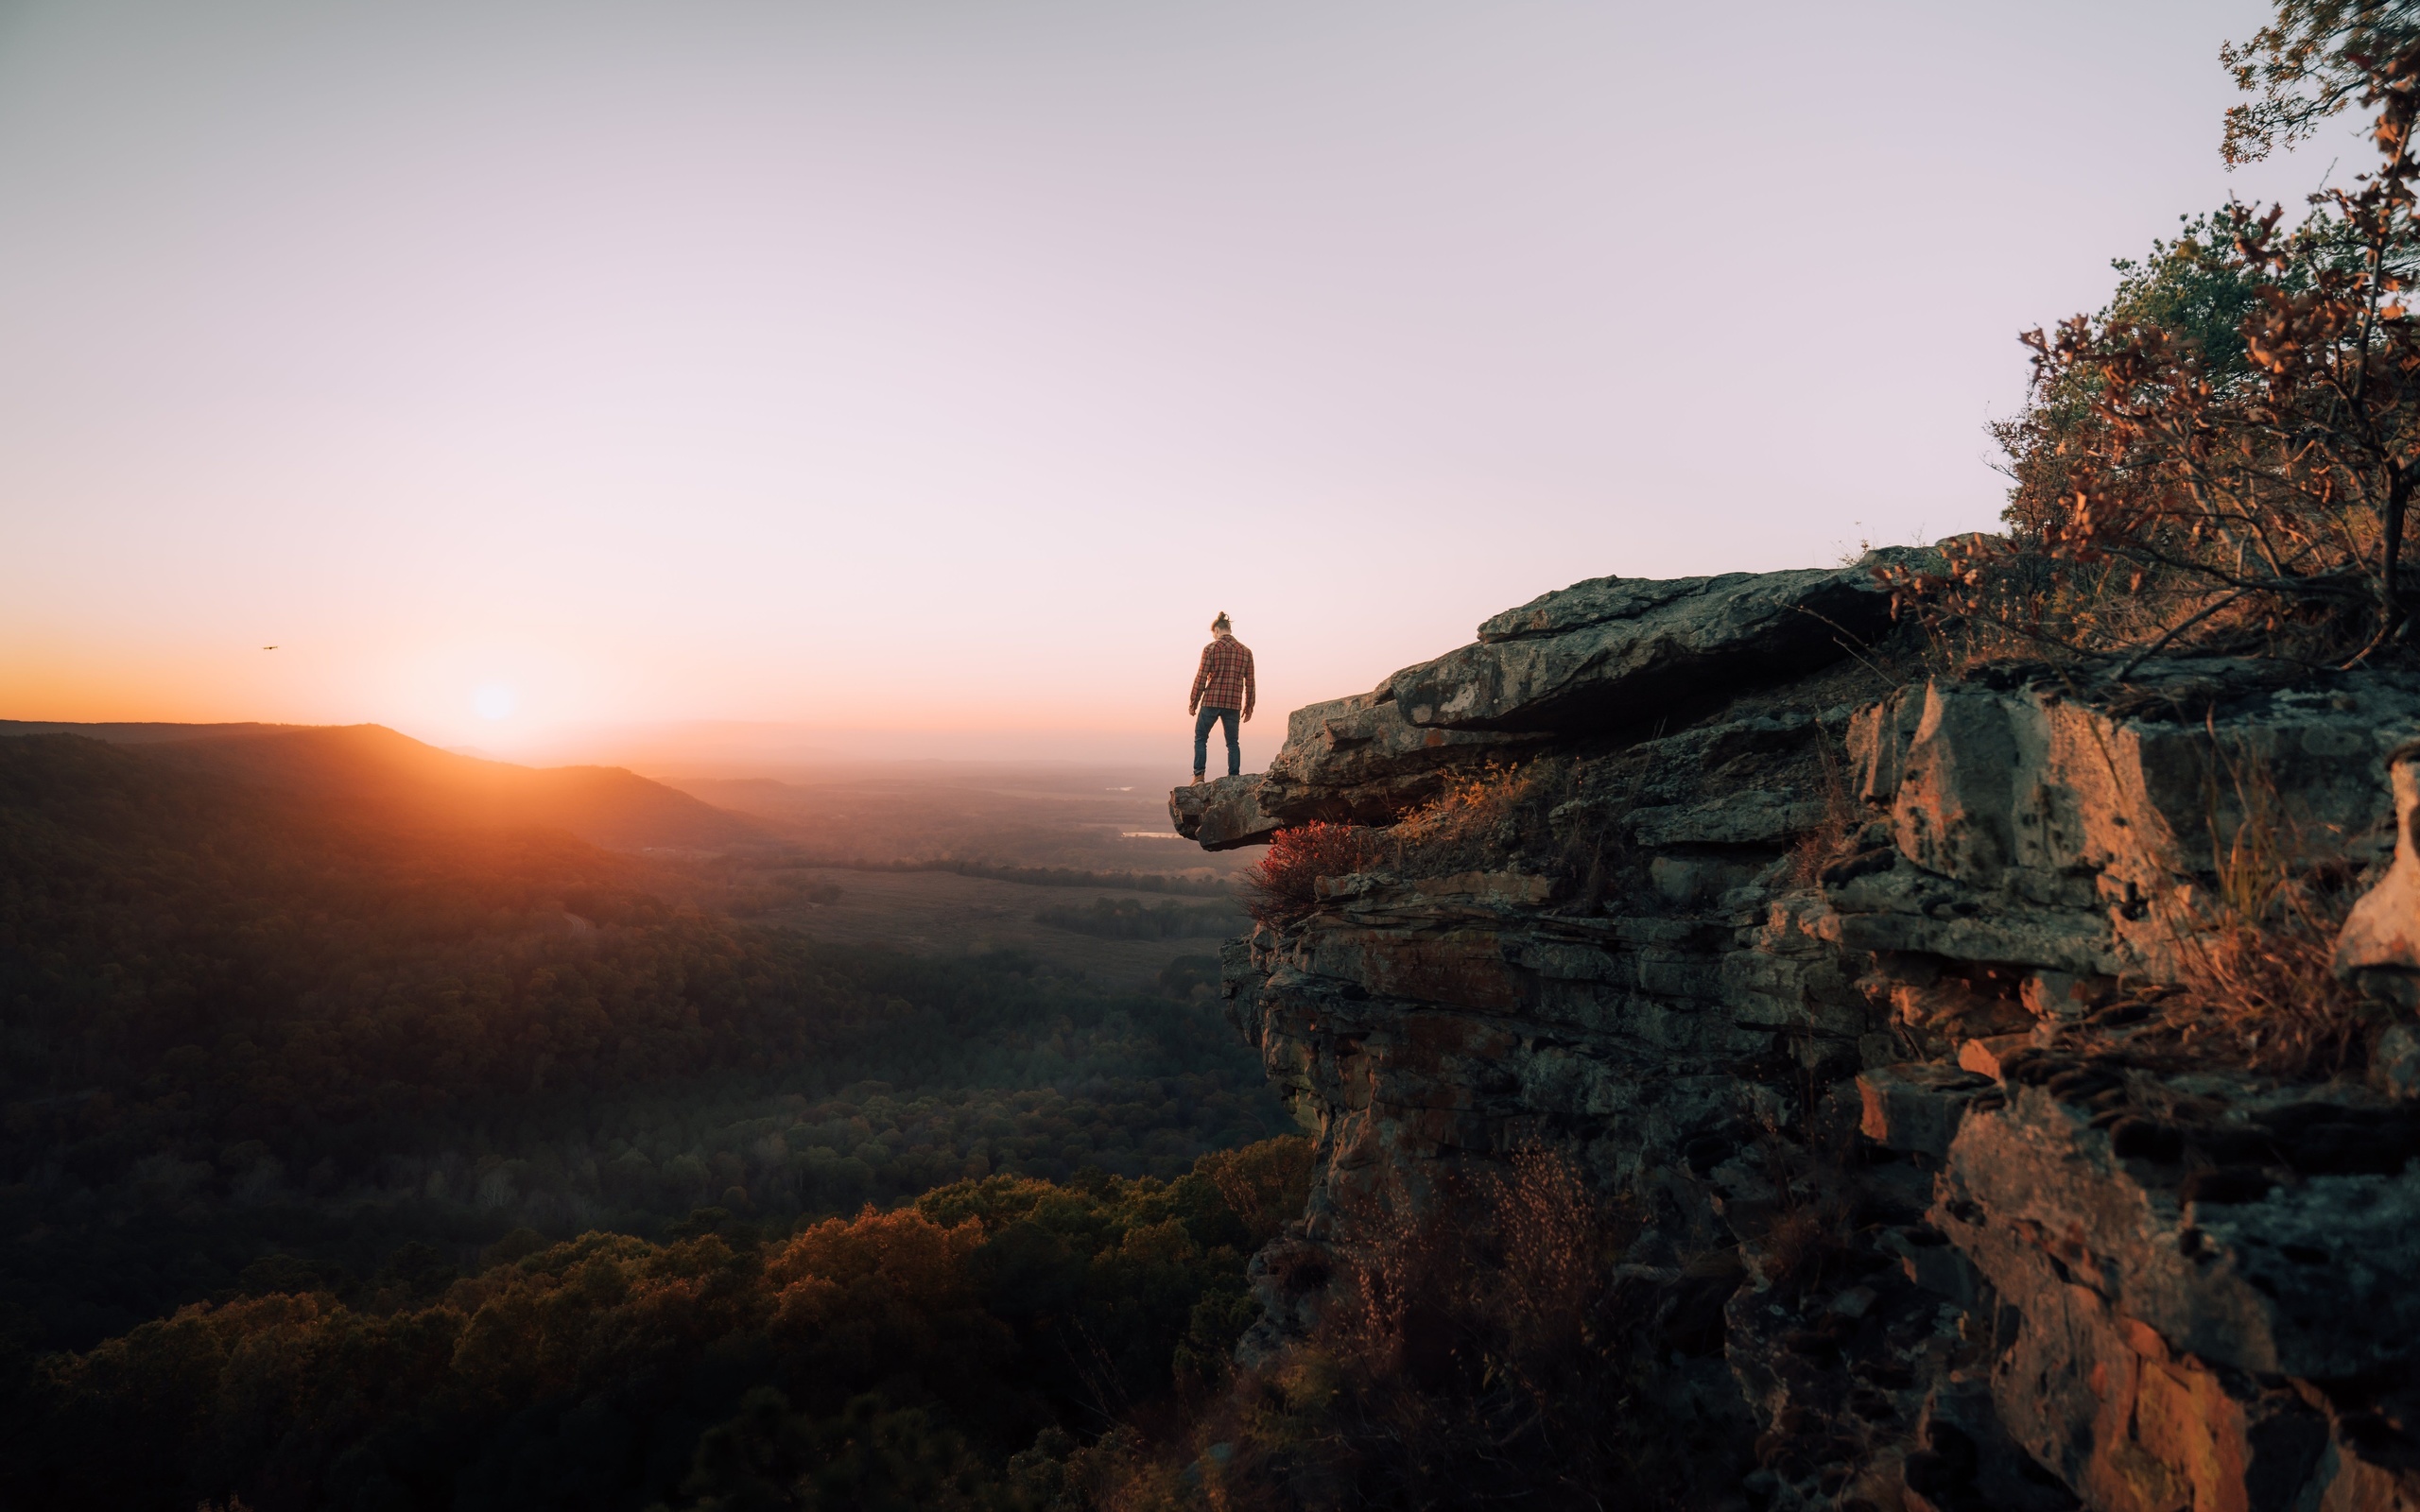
xmin=1384 ymin=761 xmax=1580 ymax=886
xmin=1786 ymin=726 xmax=1862 ymax=890
xmin=2153 ymin=735 xmax=2377 ymax=1076
xmin=1750 ymin=1181 xmax=1861 ymax=1300
xmin=2167 ymin=914 xmax=2367 ymax=1075
xmin=1390 ymin=762 xmax=1535 ymax=845
xmin=1242 ymin=765 xmax=1558 ymax=931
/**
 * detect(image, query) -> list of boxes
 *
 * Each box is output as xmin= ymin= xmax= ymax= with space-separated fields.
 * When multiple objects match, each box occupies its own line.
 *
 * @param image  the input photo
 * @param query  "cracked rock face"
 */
xmin=1172 ymin=559 xmax=2420 ymax=1510
xmin=1937 ymin=1075 xmax=2420 ymax=1512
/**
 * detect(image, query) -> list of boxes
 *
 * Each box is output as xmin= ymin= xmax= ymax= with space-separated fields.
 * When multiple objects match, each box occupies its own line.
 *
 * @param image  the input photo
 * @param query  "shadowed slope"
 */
xmin=2 ymin=720 xmax=766 ymax=852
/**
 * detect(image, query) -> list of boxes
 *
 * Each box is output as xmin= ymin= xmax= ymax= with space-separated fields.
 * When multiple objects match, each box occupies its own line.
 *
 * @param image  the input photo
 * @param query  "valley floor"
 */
xmin=761 ymin=866 xmax=1234 ymax=984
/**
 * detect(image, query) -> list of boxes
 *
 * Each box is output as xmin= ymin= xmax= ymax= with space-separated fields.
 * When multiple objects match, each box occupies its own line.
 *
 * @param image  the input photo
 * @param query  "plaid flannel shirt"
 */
xmin=1190 ymin=636 xmax=1255 ymax=716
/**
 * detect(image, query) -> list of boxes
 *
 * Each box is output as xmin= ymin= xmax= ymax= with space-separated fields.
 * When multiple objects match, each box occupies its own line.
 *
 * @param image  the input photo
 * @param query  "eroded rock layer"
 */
xmin=1176 ymin=558 xmax=2420 ymax=1511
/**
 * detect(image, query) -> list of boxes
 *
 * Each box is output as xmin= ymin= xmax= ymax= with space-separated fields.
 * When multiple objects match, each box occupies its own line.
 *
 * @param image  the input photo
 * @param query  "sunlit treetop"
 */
xmin=2223 ymin=0 xmax=2420 ymax=164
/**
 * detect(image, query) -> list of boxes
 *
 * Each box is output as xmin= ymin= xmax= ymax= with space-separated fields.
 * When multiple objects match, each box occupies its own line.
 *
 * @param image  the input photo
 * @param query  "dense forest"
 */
xmin=1 ymin=1139 xmax=1314 ymax=1510
xmin=0 ymin=730 xmax=1297 ymax=1507
xmin=1029 ymin=897 xmax=1244 ymax=940
xmin=812 ymin=862 xmax=1237 ymax=898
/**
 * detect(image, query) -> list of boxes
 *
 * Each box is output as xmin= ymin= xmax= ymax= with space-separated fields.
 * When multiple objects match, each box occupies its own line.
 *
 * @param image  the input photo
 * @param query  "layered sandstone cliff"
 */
xmin=1172 ymin=555 xmax=2420 ymax=1512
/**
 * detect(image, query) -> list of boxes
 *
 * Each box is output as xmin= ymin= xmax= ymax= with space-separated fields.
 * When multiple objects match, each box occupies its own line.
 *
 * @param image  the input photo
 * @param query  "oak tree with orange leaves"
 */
xmin=1907 ymin=2 xmax=2420 ymax=669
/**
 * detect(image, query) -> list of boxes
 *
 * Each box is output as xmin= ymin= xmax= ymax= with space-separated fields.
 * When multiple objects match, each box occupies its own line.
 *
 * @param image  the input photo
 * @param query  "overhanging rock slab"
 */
xmin=1391 ymin=555 xmax=1925 ymax=734
xmin=1168 ymin=775 xmax=1284 ymax=850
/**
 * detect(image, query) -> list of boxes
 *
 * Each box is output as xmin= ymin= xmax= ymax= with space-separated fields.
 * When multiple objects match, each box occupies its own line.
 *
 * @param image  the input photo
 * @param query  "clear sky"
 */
xmin=0 ymin=0 xmax=2360 ymax=767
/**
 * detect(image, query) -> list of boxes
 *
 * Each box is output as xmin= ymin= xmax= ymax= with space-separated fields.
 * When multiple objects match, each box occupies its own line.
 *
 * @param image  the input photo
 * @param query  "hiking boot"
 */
xmin=1190 ymin=773 xmax=1205 ymax=786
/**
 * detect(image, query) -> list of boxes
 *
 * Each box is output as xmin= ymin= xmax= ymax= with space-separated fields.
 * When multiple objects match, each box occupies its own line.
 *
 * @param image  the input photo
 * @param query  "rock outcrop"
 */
xmin=1393 ymin=551 xmax=1927 ymax=733
xmin=1168 ymin=774 xmax=1286 ymax=850
xmin=1174 ymin=558 xmax=2420 ymax=1510
xmin=2339 ymin=741 xmax=2420 ymax=993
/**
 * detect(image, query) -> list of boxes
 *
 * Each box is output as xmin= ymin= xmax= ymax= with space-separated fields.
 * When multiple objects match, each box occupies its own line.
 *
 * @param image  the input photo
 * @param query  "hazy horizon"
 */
xmin=1 ymin=0 xmax=2360 ymax=767
xmin=0 ymin=713 xmax=1190 ymax=779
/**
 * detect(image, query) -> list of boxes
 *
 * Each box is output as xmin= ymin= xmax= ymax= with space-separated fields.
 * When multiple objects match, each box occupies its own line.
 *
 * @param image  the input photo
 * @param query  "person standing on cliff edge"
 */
xmin=1188 ymin=611 xmax=1254 ymax=785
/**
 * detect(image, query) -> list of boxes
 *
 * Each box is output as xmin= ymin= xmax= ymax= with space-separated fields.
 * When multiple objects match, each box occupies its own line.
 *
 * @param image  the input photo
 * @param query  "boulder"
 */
xmin=2336 ymin=739 xmax=2420 ymax=982
xmin=1389 ymin=553 xmax=1927 ymax=734
xmin=1167 ymin=775 xmax=1284 ymax=850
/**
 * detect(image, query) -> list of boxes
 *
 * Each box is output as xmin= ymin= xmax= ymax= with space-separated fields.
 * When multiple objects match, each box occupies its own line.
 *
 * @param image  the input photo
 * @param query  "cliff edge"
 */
xmin=1173 ymin=553 xmax=2420 ymax=1512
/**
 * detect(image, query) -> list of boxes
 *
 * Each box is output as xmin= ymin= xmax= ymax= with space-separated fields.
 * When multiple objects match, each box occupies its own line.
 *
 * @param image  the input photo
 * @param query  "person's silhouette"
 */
xmin=1186 ymin=611 xmax=1254 ymax=783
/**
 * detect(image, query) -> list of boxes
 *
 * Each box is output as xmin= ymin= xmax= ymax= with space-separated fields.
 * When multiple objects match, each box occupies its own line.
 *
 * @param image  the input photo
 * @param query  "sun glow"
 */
xmin=473 ymin=683 xmax=518 ymax=721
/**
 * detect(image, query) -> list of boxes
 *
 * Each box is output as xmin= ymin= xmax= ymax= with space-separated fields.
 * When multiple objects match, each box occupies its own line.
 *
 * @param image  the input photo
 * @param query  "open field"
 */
xmin=654 ymin=759 xmax=1258 ymax=985
xmin=754 ymin=864 xmax=1243 ymax=987
xmin=662 ymin=760 xmax=1253 ymax=876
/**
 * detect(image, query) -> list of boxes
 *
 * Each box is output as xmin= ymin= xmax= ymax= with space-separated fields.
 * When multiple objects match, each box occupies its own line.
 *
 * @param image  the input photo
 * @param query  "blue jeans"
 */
xmin=1193 ymin=706 xmax=1240 ymax=777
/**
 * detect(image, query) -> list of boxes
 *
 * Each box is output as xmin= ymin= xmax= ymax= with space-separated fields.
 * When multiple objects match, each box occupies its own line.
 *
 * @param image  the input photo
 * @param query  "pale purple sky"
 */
xmin=0 ymin=0 xmax=2356 ymax=766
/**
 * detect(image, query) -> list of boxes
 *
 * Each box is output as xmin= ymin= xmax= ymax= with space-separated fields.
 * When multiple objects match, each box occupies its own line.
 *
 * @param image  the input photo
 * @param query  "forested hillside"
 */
xmin=1 ymin=1137 xmax=1314 ymax=1510
xmin=0 ymin=727 xmax=1290 ymax=1485
xmin=3 ymin=720 xmax=771 ymax=851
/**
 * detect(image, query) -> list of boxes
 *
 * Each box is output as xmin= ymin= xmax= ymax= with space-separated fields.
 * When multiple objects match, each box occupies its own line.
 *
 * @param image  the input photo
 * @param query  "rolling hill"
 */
xmin=0 ymin=720 xmax=767 ymax=851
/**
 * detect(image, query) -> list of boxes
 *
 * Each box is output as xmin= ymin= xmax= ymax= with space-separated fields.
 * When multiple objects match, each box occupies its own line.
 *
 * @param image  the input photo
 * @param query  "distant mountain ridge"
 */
xmin=0 ymin=719 xmax=309 ymax=744
xmin=0 ymin=719 xmax=766 ymax=852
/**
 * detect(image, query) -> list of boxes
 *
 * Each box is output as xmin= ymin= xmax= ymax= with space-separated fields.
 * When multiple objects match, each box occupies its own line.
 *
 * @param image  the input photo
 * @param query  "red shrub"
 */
xmin=1242 ymin=822 xmax=1387 ymax=928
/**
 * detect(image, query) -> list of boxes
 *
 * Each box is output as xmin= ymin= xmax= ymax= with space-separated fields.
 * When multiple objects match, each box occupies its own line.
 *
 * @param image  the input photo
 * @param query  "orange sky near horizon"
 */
xmin=0 ymin=0 xmax=2352 ymax=768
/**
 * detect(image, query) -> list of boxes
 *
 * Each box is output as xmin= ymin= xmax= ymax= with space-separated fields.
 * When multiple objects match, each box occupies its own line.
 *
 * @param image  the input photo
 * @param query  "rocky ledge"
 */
xmin=1172 ymin=555 xmax=2420 ymax=1511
